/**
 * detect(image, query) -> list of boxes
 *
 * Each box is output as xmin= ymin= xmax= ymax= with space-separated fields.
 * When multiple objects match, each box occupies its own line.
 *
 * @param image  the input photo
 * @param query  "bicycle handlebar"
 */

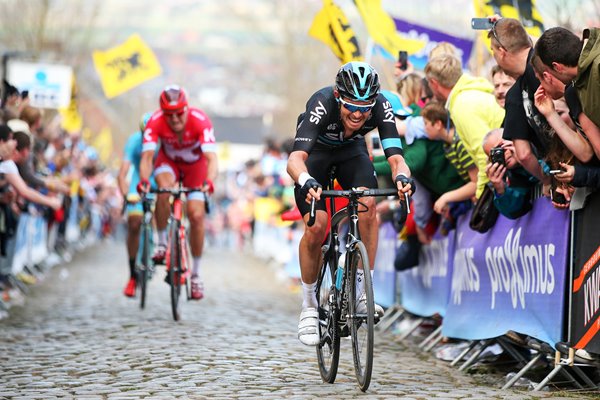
xmin=152 ymin=187 xmax=206 ymax=195
xmin=307 ymin=187 xmax=403 ymax=227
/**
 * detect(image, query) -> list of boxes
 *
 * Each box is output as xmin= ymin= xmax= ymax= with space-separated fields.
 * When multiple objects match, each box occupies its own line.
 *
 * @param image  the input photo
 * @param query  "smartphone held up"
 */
xmin=471 ymin=17 xmax=493 ymax=30
xmin=398 ymin=51 xmax=408 ymax=71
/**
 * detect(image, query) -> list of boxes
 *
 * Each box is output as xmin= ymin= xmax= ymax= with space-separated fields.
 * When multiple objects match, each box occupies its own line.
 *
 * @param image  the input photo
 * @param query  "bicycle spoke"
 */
xmin=316 ymin=253 xmax=340 ymax=384
xmin=348 ymin=241 xmax=374 ymax=392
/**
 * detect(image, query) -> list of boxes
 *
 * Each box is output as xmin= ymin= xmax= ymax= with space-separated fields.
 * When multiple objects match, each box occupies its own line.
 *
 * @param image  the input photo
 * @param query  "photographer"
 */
xmin=483 ymin=128 xmax=539 ymax=219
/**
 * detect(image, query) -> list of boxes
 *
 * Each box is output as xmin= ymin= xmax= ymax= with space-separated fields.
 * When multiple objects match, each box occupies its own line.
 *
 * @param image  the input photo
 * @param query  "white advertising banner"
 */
xmin=7 ymin=60 xmax=73 ymax=109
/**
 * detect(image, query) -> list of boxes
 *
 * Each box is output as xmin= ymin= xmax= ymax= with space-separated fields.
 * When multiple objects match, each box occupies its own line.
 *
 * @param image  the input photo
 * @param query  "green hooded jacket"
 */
xmin=575 ymin=28 xmax=600 ymax=128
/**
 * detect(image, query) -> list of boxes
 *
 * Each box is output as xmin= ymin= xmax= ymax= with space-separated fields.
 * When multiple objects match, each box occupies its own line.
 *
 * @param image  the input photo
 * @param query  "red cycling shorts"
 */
xmin=154 ymin=149 xmax=208 ymax=189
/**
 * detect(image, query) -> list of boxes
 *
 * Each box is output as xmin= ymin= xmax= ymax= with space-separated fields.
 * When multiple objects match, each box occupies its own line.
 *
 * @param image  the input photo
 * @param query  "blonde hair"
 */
xmin=429 ymin=41 xmax=461 ymax=64
xmin=424 ymin=54 xmax=462 ymax=88
xmin=396 ymin=72 xmax=423 ymax=106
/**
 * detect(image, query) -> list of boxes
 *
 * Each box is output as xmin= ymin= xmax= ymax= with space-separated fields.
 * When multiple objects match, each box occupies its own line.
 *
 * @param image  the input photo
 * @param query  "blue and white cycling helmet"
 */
xmin=139 ymin=112 xmax=153 ymax=132
xmin=335 ymin=61 xmax=380 ymax=103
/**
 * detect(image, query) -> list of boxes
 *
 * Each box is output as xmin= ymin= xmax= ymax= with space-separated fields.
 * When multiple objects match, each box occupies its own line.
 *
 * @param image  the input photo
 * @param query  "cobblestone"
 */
xmin=0 ymin=241 xmax=598 ymax=398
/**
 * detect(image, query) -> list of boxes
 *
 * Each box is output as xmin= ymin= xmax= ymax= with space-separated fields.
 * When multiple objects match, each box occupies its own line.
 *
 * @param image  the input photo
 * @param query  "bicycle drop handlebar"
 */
xmin=152 ymin=187 xmax=206 ymax=195
xmin=307 ymin=187 xmax=403 ymax=227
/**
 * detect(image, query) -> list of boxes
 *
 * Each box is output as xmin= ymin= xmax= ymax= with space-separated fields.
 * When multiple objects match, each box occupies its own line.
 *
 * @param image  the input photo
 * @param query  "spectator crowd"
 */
xmin=0 ymin=80 xmax=123 ymax=318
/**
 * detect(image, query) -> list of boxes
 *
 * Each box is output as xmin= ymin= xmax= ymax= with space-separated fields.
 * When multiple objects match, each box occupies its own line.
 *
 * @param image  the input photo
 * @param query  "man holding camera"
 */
xmin=484 ymin=128 xmax=538 ymax=218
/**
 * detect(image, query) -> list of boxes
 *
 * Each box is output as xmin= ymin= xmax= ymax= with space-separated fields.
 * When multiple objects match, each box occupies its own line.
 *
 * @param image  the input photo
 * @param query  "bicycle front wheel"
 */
xmin=348 ymin=241 xmax=374 ymax=392
xmin=168 ymin=222 xmax=182 ymax=321
xmin=139 ymin=226 xmax=151 ymax=310
xmin=316 ymin=249 xmax=340 ymax=383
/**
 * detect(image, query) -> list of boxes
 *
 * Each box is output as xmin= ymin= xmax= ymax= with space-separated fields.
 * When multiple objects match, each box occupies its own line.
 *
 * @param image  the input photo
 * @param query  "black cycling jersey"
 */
xmin=292 ymin=86 xmax=403 ymax=158
xmin=292 ymin=87 xmax=403 ymax=216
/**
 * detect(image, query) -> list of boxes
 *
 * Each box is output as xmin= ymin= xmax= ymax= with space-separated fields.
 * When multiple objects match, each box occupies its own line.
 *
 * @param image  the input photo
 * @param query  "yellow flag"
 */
xmin=309 ymin=0 xmax=363 ymax=63
xmin=92 ymin=34 xmax=162 ymax=99
xmin=474 ymin=0 xmax=544 ymax=51
xmin=91 ymin=127 xmax=114 ymax=164
xmin=353 ymin=0 xmax=425 ymax=56
xmin=59 ymin=76 xmax=83 ymax=134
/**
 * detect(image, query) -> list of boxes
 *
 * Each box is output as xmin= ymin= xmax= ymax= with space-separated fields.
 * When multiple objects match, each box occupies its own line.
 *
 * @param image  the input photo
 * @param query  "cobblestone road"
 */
xmin=0 ymin=241 xmax=596 ymax=399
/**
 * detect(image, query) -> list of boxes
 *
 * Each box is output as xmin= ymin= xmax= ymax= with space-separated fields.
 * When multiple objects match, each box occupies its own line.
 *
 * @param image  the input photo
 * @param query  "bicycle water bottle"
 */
xmin=335 ymin=252 xmax=346 ymax=290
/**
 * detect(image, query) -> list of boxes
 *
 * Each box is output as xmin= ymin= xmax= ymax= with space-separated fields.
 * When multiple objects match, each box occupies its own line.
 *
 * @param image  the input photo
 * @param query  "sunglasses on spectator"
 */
xmin=339 ymin=97 xmax=375 ymax=113
xmin=487 ymin=20 xmax=506 ymax=49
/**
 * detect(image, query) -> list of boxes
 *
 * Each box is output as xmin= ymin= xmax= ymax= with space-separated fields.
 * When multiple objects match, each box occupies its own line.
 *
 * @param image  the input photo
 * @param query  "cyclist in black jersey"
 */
xmin=287 ymin=61 xmax=414 ymax=346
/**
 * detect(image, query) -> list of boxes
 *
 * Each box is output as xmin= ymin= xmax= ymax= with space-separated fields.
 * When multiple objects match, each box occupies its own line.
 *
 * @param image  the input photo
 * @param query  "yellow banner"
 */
xmin=309 ymin=0 xmax=363 ymax=63
xmin=59 ymin=76 xmax=83 ymax=134
xmin=353 ymin=0 xmax=425 ymax=56
xmin=92 ymin=34 xmax=162 ymax=99
xmin=474 ymin=0 xmax=544 ymax=50
xmin=91 ymin=127 xmax=113 ymax=164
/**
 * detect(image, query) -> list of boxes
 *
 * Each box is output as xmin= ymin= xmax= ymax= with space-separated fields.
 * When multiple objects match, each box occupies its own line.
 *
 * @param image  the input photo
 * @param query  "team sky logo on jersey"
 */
xmin=382 ymin=100 xmax=395 ymax=124
xmin=309 ymin=101 xmax=327 ymax=124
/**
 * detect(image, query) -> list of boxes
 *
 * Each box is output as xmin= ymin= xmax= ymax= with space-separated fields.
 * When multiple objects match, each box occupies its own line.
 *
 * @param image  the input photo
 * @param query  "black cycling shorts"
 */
xmin=294 ymin=141 xmax=378 ymax=217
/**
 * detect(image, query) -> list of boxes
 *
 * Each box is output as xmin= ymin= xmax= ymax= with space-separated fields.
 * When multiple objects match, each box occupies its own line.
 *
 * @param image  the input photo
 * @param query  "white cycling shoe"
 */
xmin=298 ymin=307 xmax=320 ymax=346
xmin=355 ymin=293 xmax=385 ymax=317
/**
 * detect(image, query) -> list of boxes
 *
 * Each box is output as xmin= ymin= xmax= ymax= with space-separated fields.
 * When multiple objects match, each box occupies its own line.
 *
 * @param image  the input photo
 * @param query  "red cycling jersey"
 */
xmin=142 ymin=107 xmax=216 ymax=163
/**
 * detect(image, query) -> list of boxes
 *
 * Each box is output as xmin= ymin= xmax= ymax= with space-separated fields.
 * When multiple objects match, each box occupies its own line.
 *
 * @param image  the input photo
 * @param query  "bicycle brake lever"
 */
xmin=404 ymin=193 xmax=410 ymax=214
xmin=307 ymin=197 xmax=316 ymax=227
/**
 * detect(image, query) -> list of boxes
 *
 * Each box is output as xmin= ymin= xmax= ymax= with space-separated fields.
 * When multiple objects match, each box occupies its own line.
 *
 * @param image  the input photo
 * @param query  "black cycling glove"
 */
xmin=395 ymin=174 xmax=416 ymax=195
xmin=300 ymin=178 xmax=322 ymax=197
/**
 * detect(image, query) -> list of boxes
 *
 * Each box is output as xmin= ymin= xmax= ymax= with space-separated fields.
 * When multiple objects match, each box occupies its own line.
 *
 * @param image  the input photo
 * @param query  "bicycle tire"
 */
xmin=316 ymin=249 xmax=340 ymax=383
xmin=169 ymin=221 xmax=182 ymax=321
xmin=348 ymin=241 xmax=374 ymax=392
xmin=139 ymin=226 xmax=151 ymax=309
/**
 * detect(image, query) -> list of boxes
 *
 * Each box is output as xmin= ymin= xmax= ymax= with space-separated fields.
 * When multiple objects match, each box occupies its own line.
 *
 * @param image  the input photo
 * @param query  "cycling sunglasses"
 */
xmin=339 ymin=97 xmax=376 ymax=114
xmin=164 ymin=109 xmax=186 ymax=117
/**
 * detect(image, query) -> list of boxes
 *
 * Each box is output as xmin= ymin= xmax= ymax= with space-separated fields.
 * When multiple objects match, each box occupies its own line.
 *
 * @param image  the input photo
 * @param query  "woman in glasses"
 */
xmin=286 ymin=61 xmax=414 ymax=346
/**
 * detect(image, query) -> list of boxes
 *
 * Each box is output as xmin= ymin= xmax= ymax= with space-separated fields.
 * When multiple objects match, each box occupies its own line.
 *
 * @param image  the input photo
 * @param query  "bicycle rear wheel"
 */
xmin=168 ymin=222 xmax=182 ymax=321
xmin=139 ymin=226 xmax=151 ymax=309
xmin=316 ymin=248 xmax=340 ymax=383
xmin=348 ymin=241 xmax=374 ymax=392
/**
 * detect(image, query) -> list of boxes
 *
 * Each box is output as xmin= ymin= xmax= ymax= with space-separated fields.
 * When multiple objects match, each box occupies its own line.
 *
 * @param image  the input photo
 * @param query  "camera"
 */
xmin=551 ymin=189 xmax=567 ymax=205
xmin=398 ymin=51 xmax=408 ymax=71
xmin=371 ymin=135 xmax=381 ymax=150
xmin=490 ymin=147 xmax=505 ymax=166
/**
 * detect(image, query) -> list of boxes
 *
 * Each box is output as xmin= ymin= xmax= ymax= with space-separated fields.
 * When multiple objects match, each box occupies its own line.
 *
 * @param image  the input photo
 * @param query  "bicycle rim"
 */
xmin=348 ymin=241 xmax=374 ymax=392
xmin=140 ymin=227 xmax=150 ymax=309
xmin=169 ymin=223 xmax=182 ymax=321
xmin=316 ymin=253 xmax=340 ymax=383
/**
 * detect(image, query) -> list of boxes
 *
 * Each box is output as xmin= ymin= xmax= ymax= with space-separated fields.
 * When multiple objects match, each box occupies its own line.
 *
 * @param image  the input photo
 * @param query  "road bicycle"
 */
xmin=309 ymin=167 xmax=406 ymax=392
xmin=123 ymin=193 xmax=156 ymax=310
xmin=137 ymin=193 xmax=155 ymax=310
xmin=154 ymin=184 xmax=208 ymax=321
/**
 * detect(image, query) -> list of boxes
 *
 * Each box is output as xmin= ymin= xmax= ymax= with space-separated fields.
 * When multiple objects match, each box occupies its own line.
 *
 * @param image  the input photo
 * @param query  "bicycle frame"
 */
xmin=315 ymin=166 xmax=400 ymax=391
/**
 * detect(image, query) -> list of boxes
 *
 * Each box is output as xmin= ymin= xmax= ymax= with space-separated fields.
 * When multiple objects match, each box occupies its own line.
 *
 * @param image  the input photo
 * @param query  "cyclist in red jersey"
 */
xmin=138 ymin=85 xmax=218 ymax=300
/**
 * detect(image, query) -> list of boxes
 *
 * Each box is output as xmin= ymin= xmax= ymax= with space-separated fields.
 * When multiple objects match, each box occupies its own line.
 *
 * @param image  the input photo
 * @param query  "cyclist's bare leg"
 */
xmin=155 ymin=172 xmax=176 ymax=237
xmin=126 ymin=214 xmax=142 ymax=260
xmin=186 ymin=199 xmax=206 ymax=258
xmin=299 ymin=210 xmax=328 ymax=285
xmin=357 ymin=192 xmax=378 ymax=270
xmin=187 ymin=199 xmax=207 ymax=299
xmin=297 ymin=209 xmax=328 ymax=345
